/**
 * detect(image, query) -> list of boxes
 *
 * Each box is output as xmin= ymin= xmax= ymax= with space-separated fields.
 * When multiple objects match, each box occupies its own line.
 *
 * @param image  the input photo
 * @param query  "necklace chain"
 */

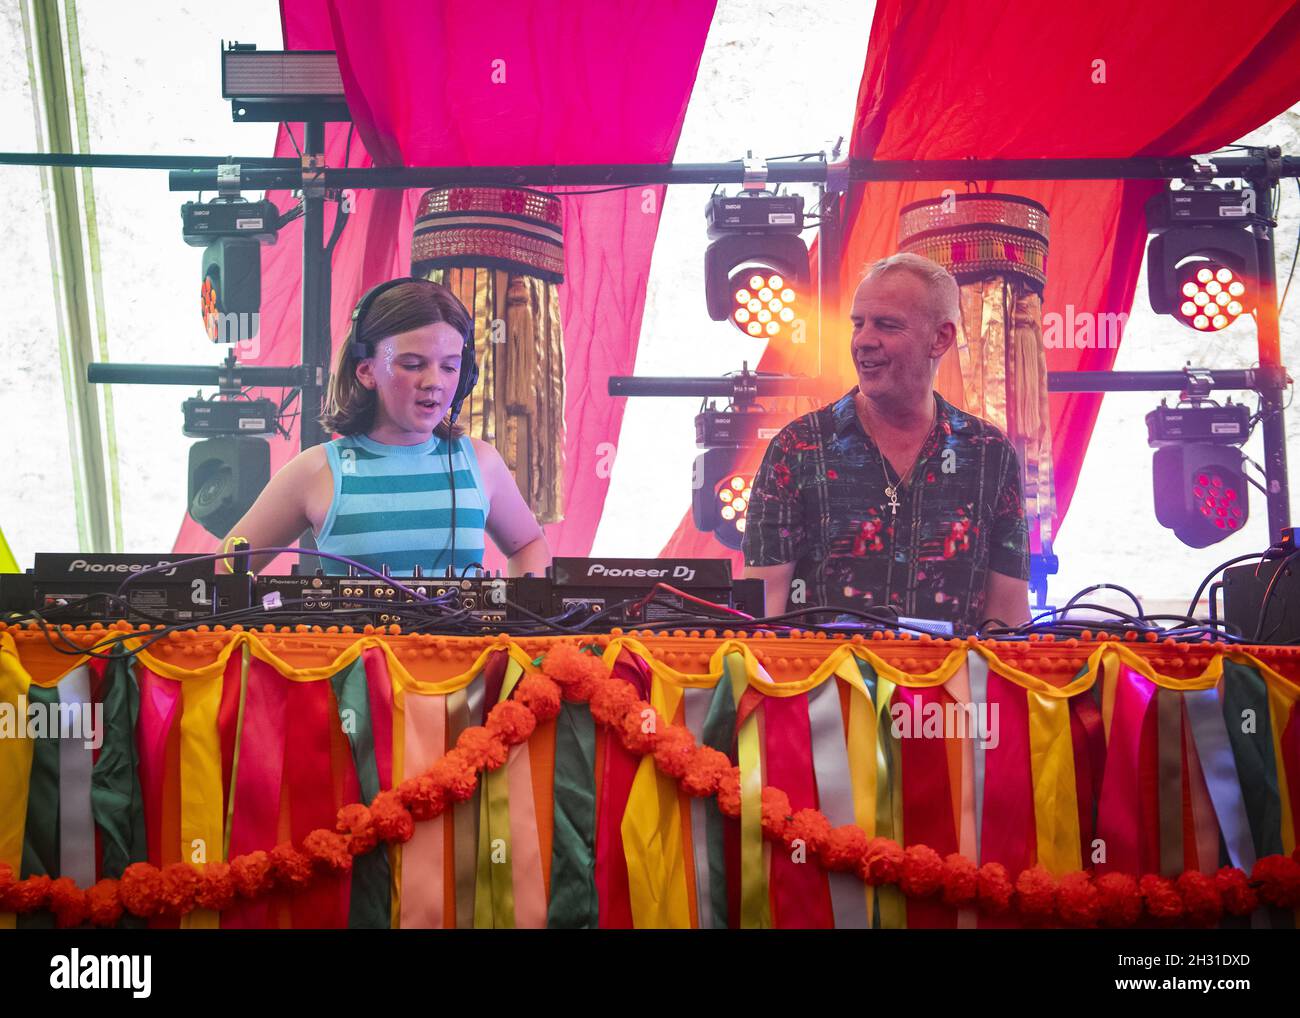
xmin=857 ymin=392 xmax=931 ymax=517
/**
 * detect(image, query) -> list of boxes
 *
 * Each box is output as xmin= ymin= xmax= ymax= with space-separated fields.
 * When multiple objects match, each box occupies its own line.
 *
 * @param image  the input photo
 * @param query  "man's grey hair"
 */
xmin=860 ymin=252 xmax=961 ymax=331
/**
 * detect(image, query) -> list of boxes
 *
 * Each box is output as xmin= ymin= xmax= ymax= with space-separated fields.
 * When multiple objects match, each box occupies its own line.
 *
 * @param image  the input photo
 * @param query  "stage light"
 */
xmin=1173 ymin=261 xmax=1249 ymax=332
xmin=705 ymin=191 xmax=810 ymax=339
xmin=692 ymin=449 xmax=756 ymax=550
xmin=221 ymin=42 xmax=351 ymax=122
xmin=200 ymin=237 xmax=262 ymax=341
xmin=1145 ymin=183 xmax=1259 ymax=330
xmin=691 ymin=408 xmax=786 ymax=551
xmin=1152 ymin=444 xmax=1250 ymax=547
xmin=726 ymin=268 xmax=805 ymax=341
xmin=1147 ymin=398 xmax=1252 ymax=548
xmin=187 ymin=437 xmax=271 ymax=538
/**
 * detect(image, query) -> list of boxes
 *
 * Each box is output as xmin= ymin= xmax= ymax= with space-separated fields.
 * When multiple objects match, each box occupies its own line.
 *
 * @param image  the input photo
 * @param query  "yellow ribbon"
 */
xmin=873 ymin=674 xmax=907 ymax=929
xmin=0 ymin=633 xmax=35 ymax=930
xmin=177 ymin=656 xmax=224 ymax=930
xmin=221 ymin=645 xmax=251 ymax=863
xmin=621 ymin=676 xmax=691 ymax=928
xmin=728 ymin=652 xmax=770 ymax=929
xmin=1027 ymin=690 xmax=1081 ymax=874
xmin=474 ymin=658 xmax=523 ymax=928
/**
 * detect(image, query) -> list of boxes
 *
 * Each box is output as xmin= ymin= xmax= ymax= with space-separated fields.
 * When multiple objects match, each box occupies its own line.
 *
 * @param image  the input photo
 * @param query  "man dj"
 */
xmin=742 ymin=252 xmax=1031 ymax=632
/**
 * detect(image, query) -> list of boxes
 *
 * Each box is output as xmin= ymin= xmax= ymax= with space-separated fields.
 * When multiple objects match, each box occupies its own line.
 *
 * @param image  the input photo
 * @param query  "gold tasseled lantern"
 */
xmin=412 ymin=185 xmax=567 ymax=524
xmin=899 ymin=193 xmax=1055 ymax=554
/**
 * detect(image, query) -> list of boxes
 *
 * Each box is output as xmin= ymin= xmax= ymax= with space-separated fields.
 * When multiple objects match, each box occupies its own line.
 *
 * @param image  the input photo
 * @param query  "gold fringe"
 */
xmin=424 ymin=267 xmax=566 ymax=524
xmin=950 ymin=275 xmax=1056 ymax=550
xmin=505 ymin=276 xmax=536 ymax=413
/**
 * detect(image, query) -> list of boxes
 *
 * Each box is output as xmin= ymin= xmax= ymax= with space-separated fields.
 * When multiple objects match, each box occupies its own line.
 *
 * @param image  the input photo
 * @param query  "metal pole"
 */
xmin=0 ymin=151 xmax=298 ymax=169
xmin=611 ymin=368 xmax=1275 ymax=397
xmin=817 ymin=168 xmax=846 ymax=382
xmin=1246 ymin=159 xmax=1293 ymax=538
xmin=290 ymin=122 xmax=330 ymax=575
xmin=607 ymin=374 xmax=825 ymax=399
xmin=300 ymin=121 xmax=328 ymax=452
xmin=1043 ymin=369 xmax=1268 ymax=393
xmin=155 ymin=154 xmax=1300 ymax=193
xmin=87 ymin=362 xmax=309 ymax=387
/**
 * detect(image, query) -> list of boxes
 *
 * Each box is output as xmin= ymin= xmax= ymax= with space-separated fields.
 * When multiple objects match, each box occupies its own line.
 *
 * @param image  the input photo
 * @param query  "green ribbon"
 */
xmin=546 ymin=702 xmax=599 ymax=928
xmin=1221 ymin=659 xmax=1291 ymax=929
xmin=474 ymin=763 xmax=516 ymax=928
xmin=699 ymin=667 xmax=738 ymax=928
xmin=331 ymin=656 xmax=391 ymax=929
xmin=90 ymin=649 xmax=146 ymax=880
xmin=858 ymin=658 xmax=906 ymax=929
xmin=1221 ymin=660 xmax=1283 ymax=859
xmin=19 ymin=684 xmax=60 ymax=929
xmin=475 ymin=665 xmax=523 ymax=928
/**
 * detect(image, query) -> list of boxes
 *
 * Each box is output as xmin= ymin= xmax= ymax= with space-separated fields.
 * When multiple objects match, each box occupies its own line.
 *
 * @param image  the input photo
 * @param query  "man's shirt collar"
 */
xmin=831 ymin=387 xmax=862 ymax=437
xmin=832 ymin=386 xmax=952 ymax=439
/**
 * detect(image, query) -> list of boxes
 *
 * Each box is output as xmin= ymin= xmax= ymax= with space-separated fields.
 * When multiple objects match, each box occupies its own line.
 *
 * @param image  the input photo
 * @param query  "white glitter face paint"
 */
xmin=377 ymin=338 xmax=400 ymax=380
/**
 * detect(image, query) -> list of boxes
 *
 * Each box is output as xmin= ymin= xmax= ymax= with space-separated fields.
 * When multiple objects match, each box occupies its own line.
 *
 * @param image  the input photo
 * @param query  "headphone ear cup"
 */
xmin=449 ymin=340 xmax=479 ymax=422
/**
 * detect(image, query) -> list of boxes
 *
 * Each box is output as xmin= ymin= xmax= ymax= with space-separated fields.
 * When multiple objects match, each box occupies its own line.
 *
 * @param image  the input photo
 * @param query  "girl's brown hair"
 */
xmin=319 ymin=279 xmax=473 ymax=438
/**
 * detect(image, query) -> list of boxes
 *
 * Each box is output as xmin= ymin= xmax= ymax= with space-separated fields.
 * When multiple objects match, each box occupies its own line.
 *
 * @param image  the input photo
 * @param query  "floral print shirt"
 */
xmin=742 ymin=388 xmax=1029 ymax=629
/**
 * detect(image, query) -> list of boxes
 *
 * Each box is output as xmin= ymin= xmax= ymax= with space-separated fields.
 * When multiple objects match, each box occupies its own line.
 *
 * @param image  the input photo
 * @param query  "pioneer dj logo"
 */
xmin=67 ymin=559 xmax=179 ymax=578
xmin=585 ymin=563 xmax=697 ymax=582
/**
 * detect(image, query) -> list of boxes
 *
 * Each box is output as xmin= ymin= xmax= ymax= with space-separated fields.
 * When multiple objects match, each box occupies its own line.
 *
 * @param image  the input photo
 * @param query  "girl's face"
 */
xmin=355 ymin=322 xmax=464 ymax=441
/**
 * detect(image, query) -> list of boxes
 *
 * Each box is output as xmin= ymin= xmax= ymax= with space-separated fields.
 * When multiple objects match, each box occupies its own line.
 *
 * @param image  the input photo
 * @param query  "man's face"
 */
xmin=849 ymin=271 xmax=950 ymax=404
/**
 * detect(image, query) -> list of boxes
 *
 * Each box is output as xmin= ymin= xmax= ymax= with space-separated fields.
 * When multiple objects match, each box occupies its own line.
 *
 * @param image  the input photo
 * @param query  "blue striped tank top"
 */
xmin=316 ymin=432 xmax=488 ymax=576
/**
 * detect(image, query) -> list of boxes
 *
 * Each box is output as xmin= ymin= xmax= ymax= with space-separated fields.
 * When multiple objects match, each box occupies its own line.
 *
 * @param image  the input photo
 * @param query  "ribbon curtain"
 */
xmin=3 ymin=626 xmax=1298 ymax=929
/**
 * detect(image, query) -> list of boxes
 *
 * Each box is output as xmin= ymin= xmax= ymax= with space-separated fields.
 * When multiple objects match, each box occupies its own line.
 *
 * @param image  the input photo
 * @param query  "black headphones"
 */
xmin=346 ymin=276 xmax=480 ymax=424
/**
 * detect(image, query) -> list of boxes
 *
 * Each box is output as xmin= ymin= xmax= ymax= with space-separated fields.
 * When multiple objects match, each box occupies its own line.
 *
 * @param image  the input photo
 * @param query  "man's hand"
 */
xmin=742 ymin=562 xmax=798 ymax=618
xmin=985 ymin=569 xmax=1031 ymax=628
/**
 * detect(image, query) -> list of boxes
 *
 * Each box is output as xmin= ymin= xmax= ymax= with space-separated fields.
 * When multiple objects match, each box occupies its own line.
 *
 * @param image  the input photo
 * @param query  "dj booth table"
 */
xmin=2 ymin=622 xmax=1298 ymax=929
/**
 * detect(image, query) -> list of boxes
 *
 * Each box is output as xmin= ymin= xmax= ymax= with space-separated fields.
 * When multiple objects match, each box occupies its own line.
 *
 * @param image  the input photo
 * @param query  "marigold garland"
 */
xmin=3 ymin=638 xmax=1300 ymax=929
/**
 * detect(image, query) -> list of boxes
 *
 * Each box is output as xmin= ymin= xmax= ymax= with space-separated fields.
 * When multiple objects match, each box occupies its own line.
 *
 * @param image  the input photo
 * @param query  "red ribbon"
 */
xmin=979 ymin=673 xmax=1033 ymax=929
xmin=363 ymin=647 xmax=394 ymax=792
xmin=221 ymin=658 xmax=288 ymax=928
xmin=217 ymin=654 xmax=243 ymax=827
xmin=1095 ymin=666 xmax=1156 ymax=876
xmin=1139 ymin=694 xmax=1162 ymax=877
xmin=594 ymin=649 xmax=650 ymax=928
xmin=764 ymin=693 xmax=833 ymax=928
xmin=896 ymin=685 xmax=958 ymax=928
xmin=285 ymin=678 xmax=344 ymax=927
xmin=1069 ymin=691 xmax=1105 ymax=852
xmin=1284 ymin=705 xmax=1300 ymax=852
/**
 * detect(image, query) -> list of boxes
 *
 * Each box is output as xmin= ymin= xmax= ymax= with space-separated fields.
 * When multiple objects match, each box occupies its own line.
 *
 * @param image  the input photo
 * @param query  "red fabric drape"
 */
xmin=173 ymin=0 xmax=716 ymax=569
xmin=661 ymin=0 xmax=1300 ymax=564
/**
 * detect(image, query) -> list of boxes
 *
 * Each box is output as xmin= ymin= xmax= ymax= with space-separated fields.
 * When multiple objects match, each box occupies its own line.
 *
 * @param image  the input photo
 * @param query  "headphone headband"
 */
xmin=345 ymin=276 xmax=479 ymax=424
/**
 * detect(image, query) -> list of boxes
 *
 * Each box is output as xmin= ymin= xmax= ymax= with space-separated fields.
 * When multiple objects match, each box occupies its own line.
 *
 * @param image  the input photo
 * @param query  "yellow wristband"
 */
xmin=220 ymin=535 xmax=249 ymax=574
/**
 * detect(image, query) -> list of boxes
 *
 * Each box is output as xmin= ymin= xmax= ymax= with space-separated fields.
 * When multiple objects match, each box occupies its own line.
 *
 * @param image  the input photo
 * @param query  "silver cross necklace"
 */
xmin=881 ymin=452 xmax=922 ymax=516
xmin=857 ymin=391 xmax=927 ymax=516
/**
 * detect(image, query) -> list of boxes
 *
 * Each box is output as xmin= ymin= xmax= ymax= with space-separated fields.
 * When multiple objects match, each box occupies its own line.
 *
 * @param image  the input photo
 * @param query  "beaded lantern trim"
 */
xmin=898 ymin=194 xmax=1050 ymax=291
xmin=412 ymin=186 xmax=565 ymax=283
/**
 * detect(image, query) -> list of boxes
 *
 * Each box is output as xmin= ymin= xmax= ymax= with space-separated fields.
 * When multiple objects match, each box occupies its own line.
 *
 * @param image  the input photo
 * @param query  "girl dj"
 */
xmin=222 ymin=278 xmax=550 ymax=577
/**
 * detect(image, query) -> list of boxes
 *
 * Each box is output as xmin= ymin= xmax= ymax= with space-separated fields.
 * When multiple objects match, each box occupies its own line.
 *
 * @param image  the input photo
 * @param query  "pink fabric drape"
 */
xmin=173 ymin=0 xmax=716 ymax=570
xmin=661 ymin=0 xmax=1300 ymax=563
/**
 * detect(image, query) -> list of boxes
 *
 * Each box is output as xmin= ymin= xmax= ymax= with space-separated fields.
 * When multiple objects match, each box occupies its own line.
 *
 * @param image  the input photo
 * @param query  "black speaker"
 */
xmin=187 ymin=437 xmax=271 ymax=538
xmin=202 ymin=237 xmax=262 ymax=341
